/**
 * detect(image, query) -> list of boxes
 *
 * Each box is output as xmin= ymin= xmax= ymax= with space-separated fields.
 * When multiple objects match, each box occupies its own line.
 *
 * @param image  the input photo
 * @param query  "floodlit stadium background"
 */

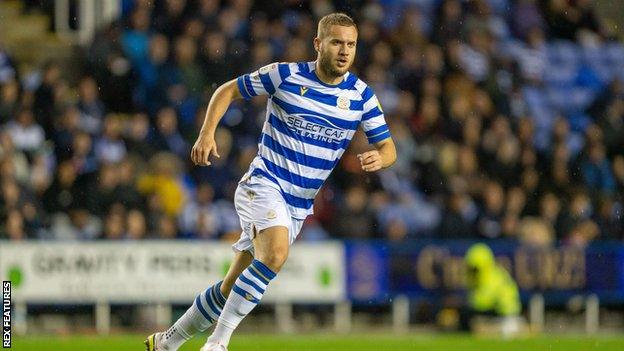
xmin=1 ymin=0 xmax=624 ymax=349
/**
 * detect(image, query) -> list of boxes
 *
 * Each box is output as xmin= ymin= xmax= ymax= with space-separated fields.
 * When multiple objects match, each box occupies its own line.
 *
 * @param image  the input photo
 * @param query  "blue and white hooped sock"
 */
xmin=194 ymin=280 xmax=227 ymax=326
xmin=210 ymin=260 xmax=276 ymax=346
xmin=161 ymin=281 xmax=227 ymax=350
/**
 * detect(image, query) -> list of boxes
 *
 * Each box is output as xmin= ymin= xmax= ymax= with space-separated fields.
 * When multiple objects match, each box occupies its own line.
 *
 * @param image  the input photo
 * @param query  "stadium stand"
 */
xmin=0 ymin=0 xmax=623 ymax=246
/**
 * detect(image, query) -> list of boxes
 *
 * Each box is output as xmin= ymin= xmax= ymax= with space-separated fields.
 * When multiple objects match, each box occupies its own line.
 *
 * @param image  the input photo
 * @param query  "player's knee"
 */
xmin=258 ymin=246 xmax=288 ymax=272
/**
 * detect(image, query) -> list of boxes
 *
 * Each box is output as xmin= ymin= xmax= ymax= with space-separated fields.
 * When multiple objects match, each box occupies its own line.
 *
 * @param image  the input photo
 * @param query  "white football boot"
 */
xmin=199 ymin=341 xmax=228 ymax=351
xmin=144 ymin=332 xmax=166 ymax=351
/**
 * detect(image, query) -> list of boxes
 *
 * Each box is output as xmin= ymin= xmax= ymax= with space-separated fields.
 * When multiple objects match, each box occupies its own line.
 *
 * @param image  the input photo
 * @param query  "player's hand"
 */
xmin=357 ymin=150 xmax=383 ymax=172
xmin=191 ymin=134 xmax=220 ymax=166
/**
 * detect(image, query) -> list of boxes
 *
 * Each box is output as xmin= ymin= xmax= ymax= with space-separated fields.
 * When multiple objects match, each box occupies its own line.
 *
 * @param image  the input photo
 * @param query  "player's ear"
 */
xmin=313 ymin=37 xmax=321 ymax=53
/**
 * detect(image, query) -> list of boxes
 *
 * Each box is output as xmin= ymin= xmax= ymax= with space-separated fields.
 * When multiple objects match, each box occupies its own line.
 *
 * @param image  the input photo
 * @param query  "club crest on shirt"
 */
xmin=337 ymin=95 xmax=350 ymax=109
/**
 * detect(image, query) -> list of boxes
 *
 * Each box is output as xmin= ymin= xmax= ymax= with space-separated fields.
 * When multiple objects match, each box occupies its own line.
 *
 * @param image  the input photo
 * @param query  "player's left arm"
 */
xmin=358 ymin=137 xmax=397 ymax=172
xmin=358 ymin=88 xmax=396 ymax=172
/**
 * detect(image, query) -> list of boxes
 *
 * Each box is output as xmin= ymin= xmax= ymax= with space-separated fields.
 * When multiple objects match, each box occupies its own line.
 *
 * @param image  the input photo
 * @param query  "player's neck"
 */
xmin=314 ymin=61 xmax=344 ymax=86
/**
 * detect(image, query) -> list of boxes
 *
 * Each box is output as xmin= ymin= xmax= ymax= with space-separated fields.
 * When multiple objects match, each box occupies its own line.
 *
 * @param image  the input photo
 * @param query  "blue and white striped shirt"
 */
xmin=236 ymin=61 xmax=391 ymax=219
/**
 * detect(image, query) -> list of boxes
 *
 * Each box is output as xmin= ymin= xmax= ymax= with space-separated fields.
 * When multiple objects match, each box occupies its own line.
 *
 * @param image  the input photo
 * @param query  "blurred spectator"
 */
xmin=560 ymin=191 xmax=593 ymax=238
xmin=156 ymin=215 xmax=180 ymax=239
xmin=51 ymin=208 xmax=101 ymax=240
xmin=173 ymin=35 xmax=205 ymax=99
xmin=438 ymin=189 xmax=478 ymax=239
xmin=517 ymin=217 xmax=555 ymax=247
xmin=476 ymin=181 xmax=505 ymax=239
xmin=0 ymin=46 xmax=16 ymax=84
xmin=136 ymin=34 xmax=175 ymax=114
xmin=539 ymin=192 xmax=564 ymax=237
xmin=6 ymin=109 xmax=45 ymax=155
xmin=179 ymin=183 xmax=220 ymax=239
xmin=102 ymin=209 xmax=126 ymax=240
xmin=126 ymin=208 xmax=147 ymax=240
xmin=200 ymin=30 xmax=231 ymax=89
xmin=77 ymin=76 xmax=106 ymax=134
xmin=150 ymin=107 xmax=189 ymax=158
xmin=0 ymin=78 xmax=20 ymax=123
xmin=488 ymin=137 xmax=522 ymax=188
xmin=594 ymin=196 xmax=623 ymax=240
xmin=95 ymin=115 xmax=127 ymax=163
xmin=43 ymin=160 xmax=84 ymax=215
xmin=543 ymin=0 xmax=601 ymax=40
xmin=512 ymin=0 xmax=545 ymax=39
xmin=566 ymin=220 xmax=599 ymax=247
xmin=33 ymin=60 xmax=61 ymax=135
xmin=581 ymin=143 xmax=616 ymax=195
xmin=29 ymin=153 xmax=52 ymax=197
xmin=124 ymin=113 xmax=155 ymax=157
xmin=432 ymin=0 xmax=463 ymax=46
xmin=86 ymin=162 xmax=120 ymax=216
xmin=614 ymin=156 xmax=624 ymax=196
xmin=1 ymin=180 xmax=24 ymax=219
xmin=3 ymin=210 xmax=25 ymax=240
xmin=96 ymin=51 xmax=136 ymax=113
xmin=52 ymin=106 xmax=82 ymax=160
xmin=153 ymin=0 xmax=189 ymax=38
xmin=137 ymin=152 xmax=186 ymax=217
xmin=121 ymin=7 xmax=152 ymax=66
xmin=599 ymin=99 xmax=624 ymax=158
xmin=191 ymin=127 xmax=238 ymax=199
xmin=70 ymin=131 xmax=98 ymax=176
xmin=0 ymin=131 xmax=29 ymax=184
xmin=116 ymin=156 xmax=144 ymax=210
xmin=333 ymin=185 xmax=374 ymax=239
xmin=458 ymin=29 xmax=493 ymax=83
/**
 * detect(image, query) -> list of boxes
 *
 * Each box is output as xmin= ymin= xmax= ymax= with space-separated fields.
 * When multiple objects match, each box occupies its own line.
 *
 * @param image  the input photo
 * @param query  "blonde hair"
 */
xmin=317 ymin=13 xmax=357 ymax=39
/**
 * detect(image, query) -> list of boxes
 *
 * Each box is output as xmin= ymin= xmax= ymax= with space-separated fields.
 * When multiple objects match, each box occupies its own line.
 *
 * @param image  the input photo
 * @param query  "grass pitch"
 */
xmin=12 ymin=333 xmax=624 ymax=351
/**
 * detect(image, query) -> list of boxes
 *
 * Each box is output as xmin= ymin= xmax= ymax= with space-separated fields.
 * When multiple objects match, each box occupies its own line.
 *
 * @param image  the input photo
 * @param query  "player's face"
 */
xmin=316 ymin=25 xmax=357 ymax=78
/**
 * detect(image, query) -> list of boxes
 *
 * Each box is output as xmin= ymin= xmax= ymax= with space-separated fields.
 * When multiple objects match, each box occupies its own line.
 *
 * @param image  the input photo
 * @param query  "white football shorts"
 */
xmin=231 ymin=173 xmax=305 ymax=255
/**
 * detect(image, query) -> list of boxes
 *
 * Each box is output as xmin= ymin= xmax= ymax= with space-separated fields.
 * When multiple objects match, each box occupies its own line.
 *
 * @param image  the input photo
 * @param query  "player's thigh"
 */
xmin=252 ymin=225 xmax=290 ymax=272
xmin=221 ymin=250 xmax=254 ymax=296
xmin=232 ymin=178 xmax=290 ymax=252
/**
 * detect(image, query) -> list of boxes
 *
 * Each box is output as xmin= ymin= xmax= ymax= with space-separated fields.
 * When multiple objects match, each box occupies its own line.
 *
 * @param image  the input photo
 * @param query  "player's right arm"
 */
xmin=192 ymin=62 xmax=286 ymax=166
xmin=191 ymin=79 xmax=242 ymax=166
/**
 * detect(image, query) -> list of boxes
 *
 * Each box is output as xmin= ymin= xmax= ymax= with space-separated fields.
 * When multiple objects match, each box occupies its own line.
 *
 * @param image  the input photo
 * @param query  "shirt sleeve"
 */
xmin=236 ymin=62 xmax=291 ymax=100
xmin=360 ymin=89 xmax=391 ymax=144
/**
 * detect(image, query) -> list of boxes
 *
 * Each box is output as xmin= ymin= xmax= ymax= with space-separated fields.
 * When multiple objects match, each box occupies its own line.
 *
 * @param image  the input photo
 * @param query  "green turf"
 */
xmin=12 ymin=334 xmax=624 ymax=351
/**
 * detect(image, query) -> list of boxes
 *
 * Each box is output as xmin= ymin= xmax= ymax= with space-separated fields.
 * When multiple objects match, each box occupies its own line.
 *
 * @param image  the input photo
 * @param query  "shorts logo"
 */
xmin=337 ymin=96 xmax=350 ymax=109
xmin=267 ymin=210 xmax=277 ymax=219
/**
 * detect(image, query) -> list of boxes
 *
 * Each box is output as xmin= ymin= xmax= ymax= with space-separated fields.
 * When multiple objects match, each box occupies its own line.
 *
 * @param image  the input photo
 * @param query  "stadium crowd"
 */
xmin=1 ymin=0 xmax=623 ymax=245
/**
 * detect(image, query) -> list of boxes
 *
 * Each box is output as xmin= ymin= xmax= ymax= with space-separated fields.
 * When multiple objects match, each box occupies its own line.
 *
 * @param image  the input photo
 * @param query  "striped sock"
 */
xmin=209 ymin=260 xmax=276 ymax=346
xmin=161 ymin=281 xmax=226 ymax=350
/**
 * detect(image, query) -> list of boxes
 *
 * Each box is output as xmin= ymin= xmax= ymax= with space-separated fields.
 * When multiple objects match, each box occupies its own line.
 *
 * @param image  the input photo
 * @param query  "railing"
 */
xmin=54 ymin=0 xmax=120 ymax=44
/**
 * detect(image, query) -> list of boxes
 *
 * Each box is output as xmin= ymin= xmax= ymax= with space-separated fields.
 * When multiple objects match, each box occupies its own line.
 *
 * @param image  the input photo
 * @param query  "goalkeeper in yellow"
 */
xmin=462 ymin=243 xmax=522 ymax=336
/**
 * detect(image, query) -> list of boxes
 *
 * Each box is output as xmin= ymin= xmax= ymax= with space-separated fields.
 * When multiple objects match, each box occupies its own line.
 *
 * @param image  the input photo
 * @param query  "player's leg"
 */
xmin=147 ymin=250 xmax=253 ymax=351
xmin=206 ymin=225 xmax=289 ymax=348
xmin=220 ymin=250 xmax=255 ymax=296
